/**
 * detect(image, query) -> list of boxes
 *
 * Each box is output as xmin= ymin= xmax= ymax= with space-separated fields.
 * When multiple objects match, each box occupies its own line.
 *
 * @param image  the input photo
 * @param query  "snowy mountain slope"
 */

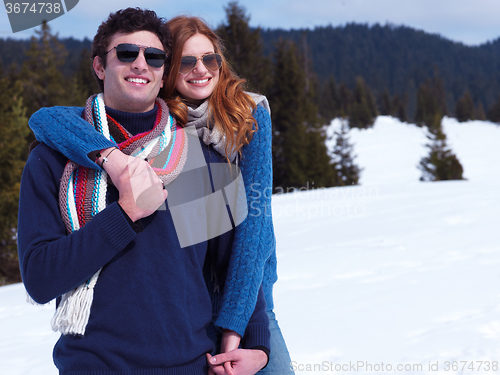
xmin=2 ymin=116 xmax=500 ymax=375
xmin=274 ymin=116 xmax=500 ymax=374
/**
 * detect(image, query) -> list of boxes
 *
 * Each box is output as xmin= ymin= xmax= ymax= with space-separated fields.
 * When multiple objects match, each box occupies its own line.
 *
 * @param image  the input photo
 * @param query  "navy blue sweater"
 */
xmin=18 ymin=107 xmax=269 ymax=375
xmin=29 ymin=102 xmax=278 ymax=338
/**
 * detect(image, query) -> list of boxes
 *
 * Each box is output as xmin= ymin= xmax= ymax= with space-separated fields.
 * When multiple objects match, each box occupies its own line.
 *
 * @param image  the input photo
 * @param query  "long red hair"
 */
xmin=163 ymin=16 xmax=257 ymax=158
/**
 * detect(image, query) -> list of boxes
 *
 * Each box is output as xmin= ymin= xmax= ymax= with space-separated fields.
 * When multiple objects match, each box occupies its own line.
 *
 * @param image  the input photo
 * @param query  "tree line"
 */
xmin=260 ymin=23 xmax=500 ymax=121
xmin=0 ymin=1 xmax=493 ymax=284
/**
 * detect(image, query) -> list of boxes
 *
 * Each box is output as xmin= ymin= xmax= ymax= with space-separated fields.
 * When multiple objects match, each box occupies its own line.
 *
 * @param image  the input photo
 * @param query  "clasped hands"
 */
xmin=206 ymin=330 xmax=268 ymax=375
xmin=96 ymin=149 xmax=267 ymax=374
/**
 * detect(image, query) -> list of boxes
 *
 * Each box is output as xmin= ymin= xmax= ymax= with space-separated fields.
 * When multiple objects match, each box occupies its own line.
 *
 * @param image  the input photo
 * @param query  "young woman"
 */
xmin=28 ymin=15 xmax=294 ymax=375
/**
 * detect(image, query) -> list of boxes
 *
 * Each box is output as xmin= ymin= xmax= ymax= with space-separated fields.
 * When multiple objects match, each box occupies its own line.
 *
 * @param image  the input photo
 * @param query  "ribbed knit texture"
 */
xmin=105 ymin=106 xmax=158 ymax=136
xmin=51 ymin=95 xmax=187 ymax=336
xmin=20 ymin=104 xmax=271 ymax=374
xmin=28 ymin=100 xmax=279 ymax=338
xmin=18 ymin=142 xmax=270 ymax=374
xmin=20 ymin=121 xmax=271 ymax=375
xmin=213 ymin=105 xmax=277 ymax=336
xmin=60 ymin=355 xmax=207 ymax=375
xmin=30 ymin=106 xmax=115 ymax=169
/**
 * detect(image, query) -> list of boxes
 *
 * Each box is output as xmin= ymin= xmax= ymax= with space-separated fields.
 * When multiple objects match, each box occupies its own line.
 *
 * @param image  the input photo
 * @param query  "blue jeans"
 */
xmin=207 ymin=310 xmax=294 ymax=374
xmin=257 ymin=310 xmax=295 ymax=374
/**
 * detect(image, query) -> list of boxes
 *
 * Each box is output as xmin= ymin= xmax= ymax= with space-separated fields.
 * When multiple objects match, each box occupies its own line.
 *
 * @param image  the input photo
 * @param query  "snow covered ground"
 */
xmin=2 ymin=116 xmax=500 ymax=374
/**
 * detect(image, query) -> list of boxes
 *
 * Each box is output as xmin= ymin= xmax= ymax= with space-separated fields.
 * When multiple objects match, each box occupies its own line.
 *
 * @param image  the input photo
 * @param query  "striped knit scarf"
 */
xmin=52 ymin=93 xmax=188 ymax=336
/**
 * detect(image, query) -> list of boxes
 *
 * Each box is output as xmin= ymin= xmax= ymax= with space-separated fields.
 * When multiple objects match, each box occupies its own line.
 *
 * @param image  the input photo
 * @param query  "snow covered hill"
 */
xmin=2 ymin=116 xmax=500 ymax=374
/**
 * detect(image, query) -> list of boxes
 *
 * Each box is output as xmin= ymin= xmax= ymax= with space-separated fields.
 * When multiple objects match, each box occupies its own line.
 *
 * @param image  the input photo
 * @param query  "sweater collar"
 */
xmin=105 ymin=105 xmax=158 ymax=136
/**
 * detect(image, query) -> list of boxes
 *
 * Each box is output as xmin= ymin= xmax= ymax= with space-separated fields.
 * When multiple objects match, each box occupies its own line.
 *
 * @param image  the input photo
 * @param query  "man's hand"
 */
xmin=206 ymin=349 xmax=268 ymax=375
xmin=98 ymin=148 xmax=167 ymax=222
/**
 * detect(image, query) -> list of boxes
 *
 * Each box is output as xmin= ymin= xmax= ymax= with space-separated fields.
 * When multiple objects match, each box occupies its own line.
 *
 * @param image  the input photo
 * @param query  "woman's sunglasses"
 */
xmin=106 ymin=43 xmax=167 ymax=68
xmin=179 ymin=53 xmax=223 ymax=74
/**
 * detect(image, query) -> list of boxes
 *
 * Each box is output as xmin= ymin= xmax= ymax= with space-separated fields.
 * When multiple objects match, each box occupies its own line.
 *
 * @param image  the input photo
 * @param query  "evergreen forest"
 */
xmin=1 ymin=1 xmax=499 ymax=284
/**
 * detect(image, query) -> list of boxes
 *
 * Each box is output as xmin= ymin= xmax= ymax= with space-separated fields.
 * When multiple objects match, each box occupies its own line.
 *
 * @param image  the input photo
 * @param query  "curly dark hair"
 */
xmin=91 ymin=7 xmax=171 ymax=91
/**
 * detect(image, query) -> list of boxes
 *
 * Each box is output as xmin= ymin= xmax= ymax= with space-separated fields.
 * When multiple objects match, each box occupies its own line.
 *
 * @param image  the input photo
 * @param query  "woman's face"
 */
xmin=175 ymin=34 xmax=220 ymax=105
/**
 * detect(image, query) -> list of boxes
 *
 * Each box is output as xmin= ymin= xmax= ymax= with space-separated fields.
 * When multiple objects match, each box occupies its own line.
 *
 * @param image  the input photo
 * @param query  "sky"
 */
xmin=1 ymin=0 xmax=500 ymax=46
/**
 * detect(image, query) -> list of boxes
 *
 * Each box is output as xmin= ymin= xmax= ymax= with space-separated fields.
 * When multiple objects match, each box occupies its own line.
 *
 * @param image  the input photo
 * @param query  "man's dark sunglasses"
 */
xmin=106 ymin=43 xmax=167 ymax=68
xmin=179 ymin=53 xmax=223 ymax=74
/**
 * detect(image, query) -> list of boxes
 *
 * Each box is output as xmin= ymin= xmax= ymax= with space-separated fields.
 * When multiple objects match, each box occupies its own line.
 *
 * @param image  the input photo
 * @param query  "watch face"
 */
xmin=5 ymin=0 xmax=80 ymax=33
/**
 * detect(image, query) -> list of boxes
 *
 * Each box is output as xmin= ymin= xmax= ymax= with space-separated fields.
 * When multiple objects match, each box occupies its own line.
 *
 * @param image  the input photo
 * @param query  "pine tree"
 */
xmin=66 ymin=76 xmax=89 ymax=108
xmin=74 ymin=47 xmax=99 ymax=101
xmin=455 ymin=90 xmax=474 ymax=122
xmin=330 ymin=119 xmax=361 ymax=186
xmin=475 ymin=102 xmax=486 ymax=121
xmin=377 ymin=89 xmax=408 ymax=122
xmin=304 ymin=126 xmax=338 ymax=188
xmin=415 ymin=82 xmax=436 ymax=127
xmin=63 ymin=48 xmax=94 ymax=108
xmin=378 ymin=89 xmax=392 ymax=116
xmin=419 ymin=114 xmax=464 ymax=181
xmin=20 ymin=21 xmax=69 ymax=118
xmin=0 ymin=77 xmax=29 ymax=285
xmin=318 ymin=75 xmax=340 ymax=123
xmin=216 ymin=1 xmax=271 ymax=93
xmin=487 ymin=94 xmax=500 ymax=123
xmin=392 ymin=93 xmax=408 ymax=122
xmin=300 ymin=31 xmax=314 ymax=94
xmin=269 ymin=39 xmax=336 ymax=191
xmin=270 ymin=39 xmax=308 ymax=190
xmin=348 ymin=76 xmax=378 ymax=129
xmin=269 ymin=41 xmax=306 ymax=190
xmin=338 ymin=82 xmax=353 ymax=118
xmin=302 ymin=84 xmax=337 ymax=189
xmin=415 ymin=73 xmax=448 ymax=128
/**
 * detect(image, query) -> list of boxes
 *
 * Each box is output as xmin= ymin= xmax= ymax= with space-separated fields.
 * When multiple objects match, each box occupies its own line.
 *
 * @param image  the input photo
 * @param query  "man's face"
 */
xmin=93 ymin=31 xmax=165 ymax=113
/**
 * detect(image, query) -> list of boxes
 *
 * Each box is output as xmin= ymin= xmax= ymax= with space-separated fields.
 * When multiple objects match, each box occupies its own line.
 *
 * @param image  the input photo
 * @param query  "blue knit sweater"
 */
xmin=29 ymin=102 xmax=278 ymax=338
xmin=19 ymin=108 xmax=270 ymax=374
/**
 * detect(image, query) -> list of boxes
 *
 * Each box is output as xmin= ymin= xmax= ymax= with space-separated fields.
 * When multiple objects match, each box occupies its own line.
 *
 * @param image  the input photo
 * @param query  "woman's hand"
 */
xmin=221 ymin=329 xmax=241 ymax=353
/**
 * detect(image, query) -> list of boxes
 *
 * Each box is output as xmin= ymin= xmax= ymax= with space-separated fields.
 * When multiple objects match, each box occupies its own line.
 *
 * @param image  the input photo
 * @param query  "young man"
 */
xmin=17 ymin=8 xmax=269 ymax=375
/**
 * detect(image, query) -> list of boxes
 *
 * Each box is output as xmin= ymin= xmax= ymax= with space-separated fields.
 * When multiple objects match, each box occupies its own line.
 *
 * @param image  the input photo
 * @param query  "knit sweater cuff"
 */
xmin=214 ymin=312 xmax=249 ymax=338
xmin=241 ymin=325 xmax=271 ymax=353
xmin=29 ymin=106 xmax=117 ymax=170
xmin=94 ymin=202 xmax=138 ymax=252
